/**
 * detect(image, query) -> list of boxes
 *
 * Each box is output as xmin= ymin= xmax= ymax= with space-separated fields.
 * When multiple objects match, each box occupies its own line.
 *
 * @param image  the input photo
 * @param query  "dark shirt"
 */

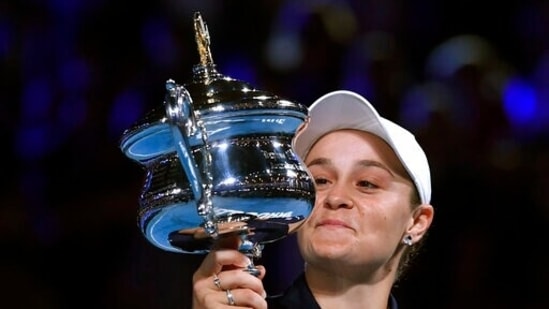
xmin=266 ymin=273 xmax=398 ymax=309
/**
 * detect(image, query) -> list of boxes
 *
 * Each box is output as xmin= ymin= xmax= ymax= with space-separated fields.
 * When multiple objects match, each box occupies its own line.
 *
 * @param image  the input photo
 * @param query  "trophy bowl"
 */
xmin=119 ymin=12 xmax=315 ymax=274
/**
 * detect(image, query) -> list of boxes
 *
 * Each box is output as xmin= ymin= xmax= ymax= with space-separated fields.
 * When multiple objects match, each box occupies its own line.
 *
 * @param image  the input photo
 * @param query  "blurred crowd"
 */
xmin=2 ymin=0 xmax=549 ymax=308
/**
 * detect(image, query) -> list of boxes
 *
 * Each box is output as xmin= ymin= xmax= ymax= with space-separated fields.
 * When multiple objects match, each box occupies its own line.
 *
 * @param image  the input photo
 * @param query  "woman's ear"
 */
xmin=406 ymin=204 xmax=434 ymax=241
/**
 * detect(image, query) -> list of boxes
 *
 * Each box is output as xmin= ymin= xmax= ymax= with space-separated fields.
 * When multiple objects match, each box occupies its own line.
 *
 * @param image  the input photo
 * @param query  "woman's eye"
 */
xmin=357 ymin=180 xmax=377 ymax=189
xmin=314 ymin=177 xmax=329 ymax=186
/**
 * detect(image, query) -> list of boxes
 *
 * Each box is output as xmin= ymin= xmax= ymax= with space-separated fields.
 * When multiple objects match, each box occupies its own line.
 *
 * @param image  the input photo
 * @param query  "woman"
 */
xmin=192 ymin=90 xmax=435 ymax=309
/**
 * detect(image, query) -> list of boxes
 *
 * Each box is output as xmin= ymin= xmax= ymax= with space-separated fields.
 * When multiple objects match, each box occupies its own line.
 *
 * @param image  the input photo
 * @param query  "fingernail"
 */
xmin=243 ymin=266 xmax=261 ymax=277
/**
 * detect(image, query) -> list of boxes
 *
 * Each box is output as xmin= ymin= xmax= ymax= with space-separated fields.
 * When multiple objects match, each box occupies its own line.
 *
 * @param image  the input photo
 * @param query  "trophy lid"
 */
xmin=120 ymin=12 xmax=308 ymax=162
xmin=183 ymin=11 xmax=305 ymax=114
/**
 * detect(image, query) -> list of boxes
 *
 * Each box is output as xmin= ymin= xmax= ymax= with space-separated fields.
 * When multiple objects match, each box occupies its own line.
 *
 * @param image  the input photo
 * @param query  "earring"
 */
xmin=402 ymin=235 xmax=413 ymax=246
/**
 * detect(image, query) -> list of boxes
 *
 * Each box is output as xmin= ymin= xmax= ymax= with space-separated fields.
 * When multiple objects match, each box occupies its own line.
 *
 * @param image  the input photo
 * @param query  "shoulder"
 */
xmin=389 ymin=293 xmax=399 ymax=309
xmin=267 ymin=273 xmax=399 ymax=309
xmin=266 ymin=273 xmax=320 ymax=309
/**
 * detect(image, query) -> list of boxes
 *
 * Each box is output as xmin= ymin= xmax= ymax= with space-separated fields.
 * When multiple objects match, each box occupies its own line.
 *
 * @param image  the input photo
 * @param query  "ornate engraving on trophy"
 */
xmin=261 ymin=118 xmax=286 ymax=125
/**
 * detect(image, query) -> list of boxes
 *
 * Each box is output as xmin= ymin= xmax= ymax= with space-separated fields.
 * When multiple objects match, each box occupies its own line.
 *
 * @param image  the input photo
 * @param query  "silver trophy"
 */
xmin=119 ymin=12 xmax=315 ymax=275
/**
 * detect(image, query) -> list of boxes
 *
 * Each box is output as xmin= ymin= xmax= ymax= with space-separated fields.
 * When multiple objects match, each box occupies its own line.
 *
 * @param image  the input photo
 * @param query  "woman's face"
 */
xmin=297 ymin=129 xmax=416 ymax=276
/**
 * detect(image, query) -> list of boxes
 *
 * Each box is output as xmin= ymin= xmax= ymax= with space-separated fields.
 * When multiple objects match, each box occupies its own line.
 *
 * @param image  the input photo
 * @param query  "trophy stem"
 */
xmin=238 ymin=236 xmax=264 ymax=277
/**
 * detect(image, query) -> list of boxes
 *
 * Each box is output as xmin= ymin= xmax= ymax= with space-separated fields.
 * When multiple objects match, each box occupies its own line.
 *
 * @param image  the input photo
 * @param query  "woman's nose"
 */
xmin=324 ymin=183 xmax=354 ymax=209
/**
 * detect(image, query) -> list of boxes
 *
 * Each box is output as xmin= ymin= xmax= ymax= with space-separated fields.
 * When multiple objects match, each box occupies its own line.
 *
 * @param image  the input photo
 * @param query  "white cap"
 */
xmin=293 ymin=90 xmax=431 ymax=204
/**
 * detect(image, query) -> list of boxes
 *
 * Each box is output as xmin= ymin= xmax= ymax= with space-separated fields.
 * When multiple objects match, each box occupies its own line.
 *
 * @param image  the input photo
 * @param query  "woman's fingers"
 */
xmin=193 ymin=270 xmax=267 ymax=309
xmin=214 ymin=267 xmax=267 ymax=297
xmin=224 ymin=288 xmax=267 ymax=308
xmin=192 ymin=246 xmax=267 ymax=309
xmin=198 ymin=286 xmax=267 ymax=309
xmin=252 ymin=265 xmax=266 ymax=281
xmin=194 ymin=248 xmax=253 ymax=280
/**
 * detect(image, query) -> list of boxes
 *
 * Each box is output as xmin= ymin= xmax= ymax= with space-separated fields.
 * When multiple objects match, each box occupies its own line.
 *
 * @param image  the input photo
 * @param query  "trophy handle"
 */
xmin=164 ymin=80 xmax=218 ymax=237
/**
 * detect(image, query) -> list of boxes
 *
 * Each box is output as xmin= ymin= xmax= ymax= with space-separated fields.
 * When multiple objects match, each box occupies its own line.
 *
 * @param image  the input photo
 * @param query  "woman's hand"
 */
xmin=192 ymin=236 xmax=267 ymax=309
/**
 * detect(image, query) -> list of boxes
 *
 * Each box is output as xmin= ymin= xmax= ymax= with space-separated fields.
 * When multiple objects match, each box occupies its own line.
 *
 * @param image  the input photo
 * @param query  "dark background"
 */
xmin=2 ymin=0 xmax=549 ymax=308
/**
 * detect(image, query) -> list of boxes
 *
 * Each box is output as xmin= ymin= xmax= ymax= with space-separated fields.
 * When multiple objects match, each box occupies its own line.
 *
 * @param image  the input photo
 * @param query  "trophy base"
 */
xmin=168 ymin=213 xmax=292 ymax=253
